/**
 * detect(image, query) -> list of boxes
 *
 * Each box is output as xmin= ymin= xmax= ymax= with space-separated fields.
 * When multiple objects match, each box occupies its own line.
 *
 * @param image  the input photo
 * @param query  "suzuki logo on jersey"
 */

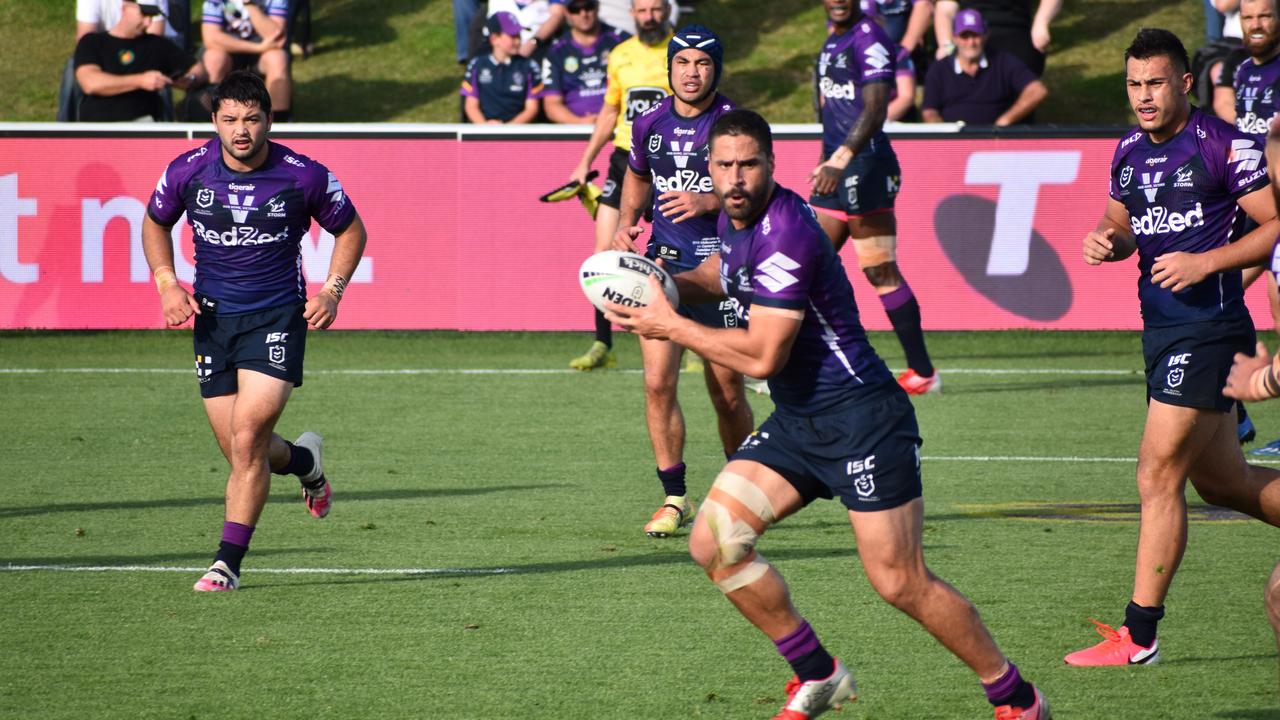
xmin=654 ymin=169 xmax=712 ymax=193
xmin=819 ymin=76 xmax=858 ymax=101
xmin=1231 ymin=138 xmax=1263 ymax=172
xmin=326 ymin=172 xmax=346 ymax=211
xmin=756 ymin=252 xmax=800 ymax=292
xmin=1129 ymin=203 xmax=1204 ymax=236
xmin=864 ymin=42 xmax=890 ymax=70
xmin=1139 ymin=171 xmax=1163 ymax=202
xmin=226 ymin=194 xmax=257 ymax=223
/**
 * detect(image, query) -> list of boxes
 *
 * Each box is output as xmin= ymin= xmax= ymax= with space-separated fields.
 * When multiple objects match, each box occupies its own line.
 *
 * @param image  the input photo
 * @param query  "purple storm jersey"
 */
xmin=717 ymin=185 xmax=894 ymax=413
xmin=628 ymin=93 xmax=736 ymax=272
xmin=1231 ymin=53 xmax=1280 ymax=137
xmin=816 ymin=16 xmax=897 ymax=158
xmin=147 ymin=138 xmax=357 ymax=315
xmin=541 ymin=24 xmax=629 ymax=117
xmin=1109 ymin=108 xmax=1268 ymax=328
xmin=202 ymin=0 xmax=290 ymax=42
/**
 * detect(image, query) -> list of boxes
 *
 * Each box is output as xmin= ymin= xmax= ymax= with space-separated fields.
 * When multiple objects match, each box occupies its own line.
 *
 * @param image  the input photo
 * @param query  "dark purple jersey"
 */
xmin=1109 ymin=108 xmax=1268 ymax=327
xmin=1231 ymin=53 xmax=1280 ymax=137
xmin=816 ymin=16 xmax=897 ymax=158
xmin=629 ymin=94 xmax=736 ymax=272
xmin=716 ymin=185 xmax=893 ymax=413
xmin=541 ymin=24 xmax=629 ymax=117
xmin=148 ymin=138 xmax=357 ymax=314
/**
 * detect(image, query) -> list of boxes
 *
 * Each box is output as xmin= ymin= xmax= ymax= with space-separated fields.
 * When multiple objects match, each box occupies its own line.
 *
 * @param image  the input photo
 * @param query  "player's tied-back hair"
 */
xmin=710 ymin=109 xmax=774 ymax=157
xmin=210 ymin=69 xmax=274 ymax=116
xmin=1125 ymin=28 xmax=1192 ymax=77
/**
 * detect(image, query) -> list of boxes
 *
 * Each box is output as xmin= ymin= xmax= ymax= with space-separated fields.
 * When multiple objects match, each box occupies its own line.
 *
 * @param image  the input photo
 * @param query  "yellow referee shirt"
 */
xmin=603 ymin=33 xmax=673 ymax=151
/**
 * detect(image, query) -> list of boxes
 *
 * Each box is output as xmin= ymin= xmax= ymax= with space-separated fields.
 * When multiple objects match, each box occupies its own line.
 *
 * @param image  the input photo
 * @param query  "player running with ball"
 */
xmin=142 ymin=70 xmax=368 ymax=592
xmin=606 ymin=108 xmax=1049 ymax=720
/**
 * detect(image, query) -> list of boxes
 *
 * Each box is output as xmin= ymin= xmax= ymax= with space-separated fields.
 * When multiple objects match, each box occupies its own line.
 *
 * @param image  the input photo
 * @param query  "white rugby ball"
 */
xmin=579 ymin=251 xmax=680 ymax=314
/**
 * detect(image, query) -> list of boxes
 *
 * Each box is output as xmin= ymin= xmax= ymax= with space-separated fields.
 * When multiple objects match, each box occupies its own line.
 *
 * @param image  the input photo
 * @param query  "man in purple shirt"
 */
xmin=610 ymin=26 xmax=753 ymax=537
xmin=921 ymin=8 xmax=1047 ymax=125
xmin=1068 ymin=28 xmax=1280 ymax=666
xmin=811 ymin=0 xmax=940 ymax=397
xmin=541 ymin=0 xmax=629 ymax=123
xmin=607 ymin=108 xmax=1049 ymax=720
xmin=142 ymin=70 xmax=369 ymax=592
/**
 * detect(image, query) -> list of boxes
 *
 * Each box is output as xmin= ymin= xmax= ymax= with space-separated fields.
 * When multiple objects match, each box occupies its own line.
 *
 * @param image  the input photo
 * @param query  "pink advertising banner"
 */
xmin=0 ymin=131 xmax=1272 ymax=330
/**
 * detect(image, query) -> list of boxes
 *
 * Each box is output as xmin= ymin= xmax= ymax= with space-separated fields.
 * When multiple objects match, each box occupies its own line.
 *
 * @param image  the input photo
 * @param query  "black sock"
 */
xmin=657 ymin=463 xmax=687 ymax=497
xmin=775 ymin=622 xmax=836 ymax=683
xmin=885 ymin=296 xmax=934 ymax=377
xmin=215 ymin=540 xmax=249 ymax=577
xmin=276 ymin=441 xmax=315 ymax=478
xmin=594 ymin=309 xmax=612 ymax=347
xmin=1123 ymin=601 xmax=1164 ymax=648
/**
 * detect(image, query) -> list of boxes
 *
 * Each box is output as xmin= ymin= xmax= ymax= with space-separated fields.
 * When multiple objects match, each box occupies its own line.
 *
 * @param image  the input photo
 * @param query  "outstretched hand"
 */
xmin=603 ymin=274 xmax=678 ymax=340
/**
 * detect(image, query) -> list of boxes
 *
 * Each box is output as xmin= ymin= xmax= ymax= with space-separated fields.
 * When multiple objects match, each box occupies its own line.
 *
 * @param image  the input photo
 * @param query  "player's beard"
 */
xmin=721 ymin=185 xmax=767 ymax=223
xmin=223 ymin=133 xmax=268 ymax=163
xmin=1246 ymin=31 xmax=1280 ymax=59
xmin=638 ymin=20 xmax=667 ymax=45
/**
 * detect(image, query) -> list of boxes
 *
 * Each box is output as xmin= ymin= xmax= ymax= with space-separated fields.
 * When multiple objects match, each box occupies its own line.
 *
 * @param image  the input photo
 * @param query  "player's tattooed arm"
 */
xmin=810 ymin=82 xmax=890 ymax=195
xmin=1082 ymin=198 xmax=1136 ymax=265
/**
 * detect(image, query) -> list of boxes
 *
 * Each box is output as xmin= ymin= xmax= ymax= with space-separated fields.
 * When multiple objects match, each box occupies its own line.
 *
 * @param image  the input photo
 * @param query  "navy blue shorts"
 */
xmin=193 ymin=297 xmax=308 ymax=399
xmin=1142 ymin=317 xmax=1254 ymax=412
xmin=679 ymin=298 xmax=740 ymax=329
xmin=732 ymin=382 xmax=923 ymax=512
xmin=808 ymin=146 xmax=901 ymax=217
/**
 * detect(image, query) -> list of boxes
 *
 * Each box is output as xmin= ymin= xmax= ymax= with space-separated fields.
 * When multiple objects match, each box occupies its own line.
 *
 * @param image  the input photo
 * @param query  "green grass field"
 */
xmin=7 ymin=0 xmax=1206 ymax=124
xmin=1 ymin=330 xmax=1277 ymax=719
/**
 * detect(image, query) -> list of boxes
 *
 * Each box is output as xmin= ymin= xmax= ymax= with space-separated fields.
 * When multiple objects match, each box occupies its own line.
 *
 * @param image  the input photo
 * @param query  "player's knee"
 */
xmin=644 ymin=370 xmax=678 ymax=398
xmin=861 ymin=261 xmax=902 ymax=289
xmin=259 ymin=50 xmax=289 ymax=76
xmin=867 ymin=565 xmax=926 ymax=612
xmin=706 ymin=380 xmax=749 ymax=418
xmin=699 ymin=472 xmax=777 ymax=593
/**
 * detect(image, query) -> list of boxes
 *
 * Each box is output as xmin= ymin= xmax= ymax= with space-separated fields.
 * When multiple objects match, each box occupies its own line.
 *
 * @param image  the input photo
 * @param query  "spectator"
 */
xmin=863 ymin=0 xmax=935 ymax=54
xmin=455 ymin=0 xmax=483 ymax=63
xmin=1220 ymin=0 xmax=1244 ymax=38
xmin=921 ymin=8 xmax=1046 ymax=124
xmin=461 ymin=12 xmax=543 ymax=123
xmin=74 ymin=0 xmax=204 ymax=121
xmin=1207 ymin=0 xmax=1227 ymax=42
xmin=541 ymin=0 xmax=629 ymax=123
xmin=202 ymin=0 xmax=294 ymax=121
xmin=76 ymin=0 xmax=168 ymax=40
xmin=934 ymin=0 xmax=1060 ymax=76
xmin=488 ymin=0 xmax=566 ymax=59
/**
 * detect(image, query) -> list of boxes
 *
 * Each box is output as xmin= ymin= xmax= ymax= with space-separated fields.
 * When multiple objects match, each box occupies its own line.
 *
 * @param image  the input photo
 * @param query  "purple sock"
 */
xmin=221 ymin=521 xmax=254 ymax=548
xmin=878 ymin=283 xmax=914 ymax=312
xmin=982 ymin=662 xmax=1034 ymax=708
xmin=774 ymin=621 xmax=835 ymax=682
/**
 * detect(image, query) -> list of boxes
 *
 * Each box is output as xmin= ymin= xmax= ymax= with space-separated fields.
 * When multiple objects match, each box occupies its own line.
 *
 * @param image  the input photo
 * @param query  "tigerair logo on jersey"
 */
xmin=1129 ymin=203 xmax=1205 ymax=236
xmin=654 ymin=169 xmax=712 ymax=193
xmin=191 ymin=218 xmax=289 ymax=246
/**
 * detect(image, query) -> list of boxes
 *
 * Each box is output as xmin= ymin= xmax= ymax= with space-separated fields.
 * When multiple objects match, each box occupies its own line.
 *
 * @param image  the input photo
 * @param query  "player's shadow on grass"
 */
xmin=2 ymin=547 xmax=318 ymax=567
xmin=959 ymin=376 xmax=1140 ymax=395
xmin=1215 ymin=709 xmax=1280 ymax=719
xmin=0 ymin=484 xmax=567 ymax=520
xmin=250 ymin=546 xmax=851 ymax=589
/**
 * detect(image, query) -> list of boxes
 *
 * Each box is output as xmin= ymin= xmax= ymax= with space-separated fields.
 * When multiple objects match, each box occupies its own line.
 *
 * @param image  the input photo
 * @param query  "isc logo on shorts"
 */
xmin=847 ymin=454 xmax=877 ymax=499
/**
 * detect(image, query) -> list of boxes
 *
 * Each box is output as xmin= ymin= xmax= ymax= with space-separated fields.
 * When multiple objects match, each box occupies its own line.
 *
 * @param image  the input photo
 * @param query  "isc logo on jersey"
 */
xmin=654 ymin=169 xmax=712 ymax=193
xmin=1129 ymin=203 xmax=1205 ymax=236
xmin=819 ymin=77 xmax=857 ymax=101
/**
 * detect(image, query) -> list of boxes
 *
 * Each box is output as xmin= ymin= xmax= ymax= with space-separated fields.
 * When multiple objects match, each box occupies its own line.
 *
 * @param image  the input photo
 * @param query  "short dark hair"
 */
xmin=1124 ymin=28 xmax=1191 ymax=76
xmin=210 ymin=69 xmax=273 ymax=117
xmin=709 ymin=108 xmax=773 ymax=158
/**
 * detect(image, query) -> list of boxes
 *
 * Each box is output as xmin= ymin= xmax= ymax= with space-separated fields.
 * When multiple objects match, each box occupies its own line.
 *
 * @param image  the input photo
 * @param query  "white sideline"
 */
xmin=1 ymin=564 xmax=516 ymax=576
xmin=0 ymin=367 xmax=1139 ymax=376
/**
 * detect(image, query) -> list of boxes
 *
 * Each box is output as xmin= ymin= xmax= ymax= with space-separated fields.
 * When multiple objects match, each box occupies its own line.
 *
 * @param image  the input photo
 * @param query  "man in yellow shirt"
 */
xmin=567 ymin=0 xmax=673 ymax=370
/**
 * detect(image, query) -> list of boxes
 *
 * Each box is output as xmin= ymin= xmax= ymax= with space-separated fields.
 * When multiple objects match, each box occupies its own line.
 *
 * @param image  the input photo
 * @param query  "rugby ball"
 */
xmin=578 ymin=251 xmax=680 ymax=314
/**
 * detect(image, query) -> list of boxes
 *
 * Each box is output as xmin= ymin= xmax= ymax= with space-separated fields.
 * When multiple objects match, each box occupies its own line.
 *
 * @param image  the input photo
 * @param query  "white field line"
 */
xmin=0 ymin=367 xmax=1139 ymax=376
xmin=1 ymin=564 xmax=516 ymax=576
